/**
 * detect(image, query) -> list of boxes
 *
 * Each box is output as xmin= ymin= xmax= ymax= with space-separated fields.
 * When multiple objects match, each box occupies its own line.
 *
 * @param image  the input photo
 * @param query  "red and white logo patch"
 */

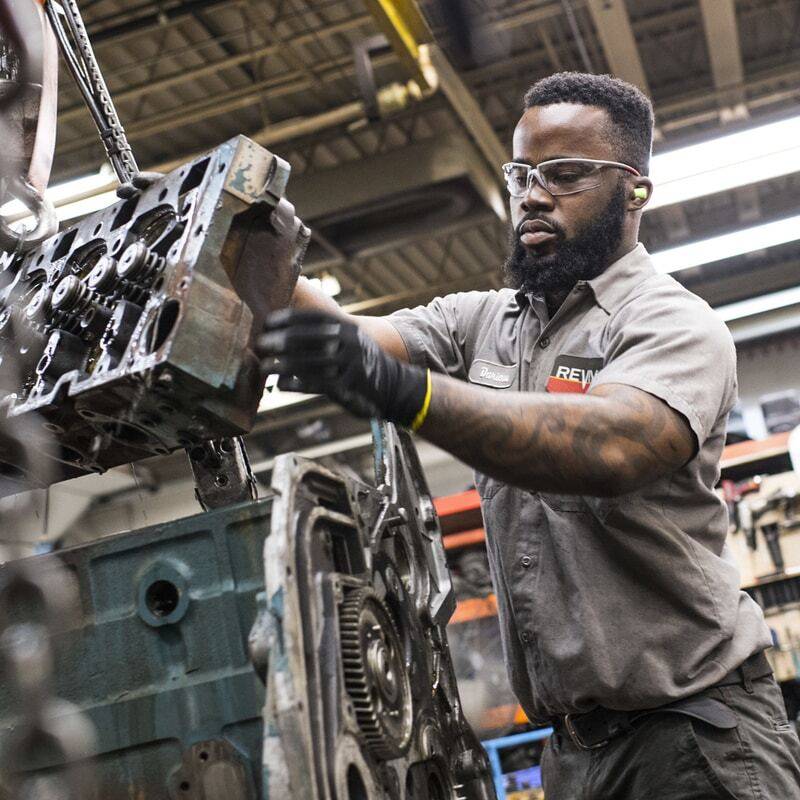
xmin=546 ymin=355 xmax=603 ymax=394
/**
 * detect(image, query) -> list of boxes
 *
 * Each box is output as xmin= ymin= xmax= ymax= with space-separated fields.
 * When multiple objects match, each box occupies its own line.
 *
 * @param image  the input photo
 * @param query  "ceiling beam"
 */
xmin=59 ymin=0 xmax=571 ymax=155
xmin=727 ymin=302 xmax=800 ymax=345
xmin=59 ymin=48 xmax=394 ymax=132
xmin=428 ymin=45 xmax=508 ymax=173
xmin=360 ymin=1 xmax=508 ymax=201
xmin=585 ymin=0 xmax=649 ymax=93
xmin=63 ymin=0 xmax=571 ymax=129
xmin=188 ymin=6 xmax=256 ymax=84
xmin=699 ymin=0 xmax=747 ymax=116
xmin=89 ymin=0 xmax=237 ymax=44
xmin=343 ymin=268 xmax=499 ymax=315
xmin=287 ymin=132 xmax=503 ymax=222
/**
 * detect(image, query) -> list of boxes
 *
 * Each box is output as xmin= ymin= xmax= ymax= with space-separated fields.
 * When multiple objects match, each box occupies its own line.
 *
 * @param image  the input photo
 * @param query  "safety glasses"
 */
xmin=502 ymin=158 xmax=641 ymax=197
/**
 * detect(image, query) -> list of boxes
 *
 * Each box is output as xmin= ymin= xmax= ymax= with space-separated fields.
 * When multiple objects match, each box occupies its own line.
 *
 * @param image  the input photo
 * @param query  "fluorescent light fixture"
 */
xmin=6 ymin=189 xmax=119 ymax=232
xmin=651 ymin=214 xmax=800 ymax=274
xmin=715 ymin=285 xmax=800 ymax=323
xmin=648 ymin=115 xmax=800 ymax=211
xmin=50 ymin=190 xmax=118 ymax=223
xmin=1 ymin=169 xmax=118 ymax=231
xmin=0 ymin=171 xmax=112 ymax=217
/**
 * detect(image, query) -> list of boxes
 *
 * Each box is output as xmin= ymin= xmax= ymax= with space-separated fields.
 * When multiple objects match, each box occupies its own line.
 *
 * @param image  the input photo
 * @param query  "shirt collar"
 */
xmin=514 ymin=242 xmax=655 ymax=316
xmin=586 ymin=243 xmax=655 ymax=315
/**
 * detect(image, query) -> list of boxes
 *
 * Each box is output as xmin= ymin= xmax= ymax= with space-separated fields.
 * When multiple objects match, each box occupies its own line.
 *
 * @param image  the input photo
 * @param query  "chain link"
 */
xmin=46 ymin=0 xmax=137 ymax=183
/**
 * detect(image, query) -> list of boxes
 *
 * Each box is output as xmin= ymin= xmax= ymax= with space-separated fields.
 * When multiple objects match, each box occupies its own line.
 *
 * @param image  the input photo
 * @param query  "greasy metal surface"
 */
xmin=188 ymin=435 xmax=258 ymax=511
xmin=262 ymin=423 xmax=496 ymax=799
xmin=0 ymin=135 xmax=307 ymax=495
xmin=0 ymin=496 xmax=274 ymax=799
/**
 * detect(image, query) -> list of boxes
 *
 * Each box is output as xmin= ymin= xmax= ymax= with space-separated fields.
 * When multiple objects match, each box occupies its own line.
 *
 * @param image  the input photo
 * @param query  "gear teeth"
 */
xmin=339 ymin=587 xmax=412 ymax=761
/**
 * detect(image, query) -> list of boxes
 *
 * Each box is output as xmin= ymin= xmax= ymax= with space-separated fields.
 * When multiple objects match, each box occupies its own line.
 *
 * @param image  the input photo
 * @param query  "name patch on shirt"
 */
xmin=546 ymin=355 xmax=603 ymax=394
xmin=468 ymin=359 xmax=516 ymax=389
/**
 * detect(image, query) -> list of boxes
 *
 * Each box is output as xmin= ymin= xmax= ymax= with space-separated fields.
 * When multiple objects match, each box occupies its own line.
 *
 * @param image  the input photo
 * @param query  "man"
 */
xmin=258 ymin=73 xmax=800 ymax=797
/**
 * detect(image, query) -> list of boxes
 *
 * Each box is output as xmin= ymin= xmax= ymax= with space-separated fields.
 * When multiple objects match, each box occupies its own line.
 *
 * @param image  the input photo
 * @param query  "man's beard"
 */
xmin=503 ymin=182 xmax=628 ymax=298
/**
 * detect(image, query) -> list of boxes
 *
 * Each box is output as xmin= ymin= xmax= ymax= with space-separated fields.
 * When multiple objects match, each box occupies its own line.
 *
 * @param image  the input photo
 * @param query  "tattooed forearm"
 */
xmin=418 ymin=377 xmax=695 ymax=496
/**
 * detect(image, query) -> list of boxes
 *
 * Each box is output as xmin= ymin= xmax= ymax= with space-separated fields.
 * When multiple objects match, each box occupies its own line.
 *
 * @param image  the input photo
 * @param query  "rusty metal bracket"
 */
xmin=187 ymin=436 xmax=258 ymax=511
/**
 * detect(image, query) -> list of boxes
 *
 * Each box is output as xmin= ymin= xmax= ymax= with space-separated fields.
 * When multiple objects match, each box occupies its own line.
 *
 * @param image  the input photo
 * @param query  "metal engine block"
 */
xmin=0 ymin=135 xmax=307 ymax=495
xmin=0 ymin=424 xmax=496 ymax=800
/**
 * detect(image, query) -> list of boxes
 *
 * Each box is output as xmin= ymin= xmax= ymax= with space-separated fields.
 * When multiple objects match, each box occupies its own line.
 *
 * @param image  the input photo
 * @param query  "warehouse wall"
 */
xmin=737 ymin=332 xmax=800 ymax=438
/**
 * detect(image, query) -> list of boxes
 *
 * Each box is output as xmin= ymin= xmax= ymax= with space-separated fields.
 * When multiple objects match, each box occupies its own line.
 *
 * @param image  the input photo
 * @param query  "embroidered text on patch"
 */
xmin=468 ymin=359 xmax=516 ymax=389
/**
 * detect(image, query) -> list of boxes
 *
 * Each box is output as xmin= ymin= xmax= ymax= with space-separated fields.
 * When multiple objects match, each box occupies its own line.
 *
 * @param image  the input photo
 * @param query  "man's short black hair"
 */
xmin=523 ymin=72 xmax=654 ymax=175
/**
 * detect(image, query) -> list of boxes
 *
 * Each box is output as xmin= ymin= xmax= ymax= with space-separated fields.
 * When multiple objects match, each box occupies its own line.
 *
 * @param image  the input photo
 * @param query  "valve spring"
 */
xmin=86 ymin=254 xmax=118 ymax=295
xmin=118 ymin=242 xmax=166 ymax=285
xmin=51 ymin=275 xmax=109 ymax=336
xmin=131 ymin=250 xmax=166 ymax=286
xmin=116 ymin=243 xmax=167 ymax=305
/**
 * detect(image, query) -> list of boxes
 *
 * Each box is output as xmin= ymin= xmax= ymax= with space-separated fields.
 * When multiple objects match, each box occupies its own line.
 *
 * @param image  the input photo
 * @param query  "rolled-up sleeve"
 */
xmin=591 ymin=286 xmax=738 ymax=448
xmin=386 ymin=291 xmax=497 ymax=381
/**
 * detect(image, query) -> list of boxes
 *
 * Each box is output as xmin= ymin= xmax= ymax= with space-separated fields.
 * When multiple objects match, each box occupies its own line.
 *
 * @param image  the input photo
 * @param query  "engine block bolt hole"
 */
xmin=145 ymin=580 xmax=180 ymax=618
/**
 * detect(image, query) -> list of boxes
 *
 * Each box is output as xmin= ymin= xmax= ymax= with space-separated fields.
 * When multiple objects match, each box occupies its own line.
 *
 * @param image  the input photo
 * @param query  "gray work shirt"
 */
xmin=387 ymin=243 xmax=772 ymax=721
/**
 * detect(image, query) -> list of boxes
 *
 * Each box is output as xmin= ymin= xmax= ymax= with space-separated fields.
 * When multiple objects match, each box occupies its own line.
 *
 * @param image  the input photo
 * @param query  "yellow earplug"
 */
xmin=633 ymin=187 xmax=648 ymax=200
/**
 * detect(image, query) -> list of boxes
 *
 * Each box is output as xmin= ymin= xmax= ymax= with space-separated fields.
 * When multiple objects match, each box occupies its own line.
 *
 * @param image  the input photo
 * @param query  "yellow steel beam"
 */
xmin=362 ymin=0 xmax=434 ymax=88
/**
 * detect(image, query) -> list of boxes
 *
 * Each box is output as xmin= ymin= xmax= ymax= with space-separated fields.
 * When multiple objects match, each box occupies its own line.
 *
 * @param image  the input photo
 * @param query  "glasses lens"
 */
xmin=539 ymin=161 xmax=602 ymax=195
xmin=504 ymin=165 xmax=529 ymax=196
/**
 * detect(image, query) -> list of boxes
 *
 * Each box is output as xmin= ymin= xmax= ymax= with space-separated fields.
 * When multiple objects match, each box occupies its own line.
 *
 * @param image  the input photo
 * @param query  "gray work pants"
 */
xmin=541 ymin=675 xmax=800 ymax=799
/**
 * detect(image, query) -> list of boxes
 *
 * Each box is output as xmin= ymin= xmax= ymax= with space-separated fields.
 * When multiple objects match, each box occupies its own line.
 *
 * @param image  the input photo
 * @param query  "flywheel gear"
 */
xmin=339 ymin=587 xmax=413 ymax=760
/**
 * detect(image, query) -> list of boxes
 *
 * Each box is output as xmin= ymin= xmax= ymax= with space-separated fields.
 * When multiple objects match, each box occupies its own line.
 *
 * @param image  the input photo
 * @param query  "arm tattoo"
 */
xmin=419 ymin=377 xmax=695 ymax=496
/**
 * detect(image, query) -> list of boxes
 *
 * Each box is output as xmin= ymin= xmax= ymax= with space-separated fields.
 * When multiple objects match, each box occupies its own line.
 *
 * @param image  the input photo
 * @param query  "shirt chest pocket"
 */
xmin=539 ymin=492 xmax=617 ymax=522
xmin=539 ymin=493 xmax=586 ymax=512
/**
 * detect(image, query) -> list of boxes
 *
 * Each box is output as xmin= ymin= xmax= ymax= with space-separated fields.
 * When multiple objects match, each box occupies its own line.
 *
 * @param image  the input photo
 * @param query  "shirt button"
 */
xmin=521 ymin=555 xmax=534 ymax=568
xmin=539 ymin=336 xmax=550 ymax=349
xmin=520 ymin=631 xmax=531 ymax=643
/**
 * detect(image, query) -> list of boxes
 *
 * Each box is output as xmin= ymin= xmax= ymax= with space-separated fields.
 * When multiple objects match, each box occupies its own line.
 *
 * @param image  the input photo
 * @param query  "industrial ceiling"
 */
xmin=50 ymin=0 xmax=800 ymax=330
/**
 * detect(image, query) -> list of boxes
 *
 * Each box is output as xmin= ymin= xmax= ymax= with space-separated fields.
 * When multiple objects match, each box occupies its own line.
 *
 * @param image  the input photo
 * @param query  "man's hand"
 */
xmin=257 ymin=309 xmax=430 ymax=428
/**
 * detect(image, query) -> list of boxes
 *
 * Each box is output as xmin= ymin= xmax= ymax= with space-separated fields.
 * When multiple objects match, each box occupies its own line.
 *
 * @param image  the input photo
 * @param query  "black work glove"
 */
xmin=257 ymin=309 xmax=431 ymax=429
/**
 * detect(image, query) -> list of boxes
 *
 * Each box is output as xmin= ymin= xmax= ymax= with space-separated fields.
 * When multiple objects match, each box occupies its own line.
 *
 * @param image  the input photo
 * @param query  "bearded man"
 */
xmin=257 ymin=72 xmax=800 ymax=797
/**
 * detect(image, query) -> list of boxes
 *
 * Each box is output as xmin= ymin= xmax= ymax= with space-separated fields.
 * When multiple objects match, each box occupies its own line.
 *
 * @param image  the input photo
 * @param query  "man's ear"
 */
xmin=629 ymin=178 xmax=653 ymax=210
